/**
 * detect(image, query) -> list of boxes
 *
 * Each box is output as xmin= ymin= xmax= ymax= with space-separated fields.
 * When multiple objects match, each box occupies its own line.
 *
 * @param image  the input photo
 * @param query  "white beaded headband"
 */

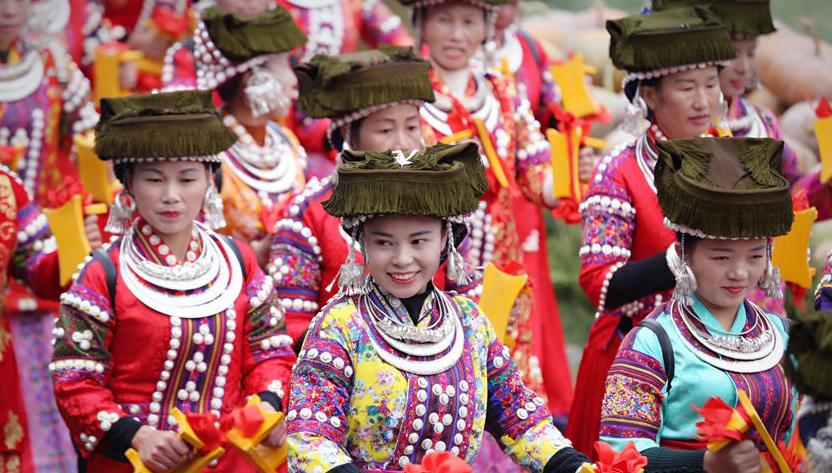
xmin=113 ymin=153 xmax=224 ymax=165
xmin=193 ymin=20 xmax=272 ymax=91
xmin=664 ymin=218 xmax=770 ymax=241
xmin=622 ymin=60 xmax=732 ymax=91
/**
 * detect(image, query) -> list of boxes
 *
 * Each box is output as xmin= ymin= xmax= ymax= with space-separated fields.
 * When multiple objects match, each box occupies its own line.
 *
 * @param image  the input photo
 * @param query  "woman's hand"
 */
xmin=84 ymin=214 xmax=103 ymax=250
xmin=250 ymin=237 xmax=272 ymax=270
xmin=578 ymin=146 xmax=598 ymax=183
xmin=131 ymin=425 xmax=191 ymax=472
xmin=259 ymin=402 xmax=287 ymax=449
xmin=703 ymin=440 xmax=761 ymax=473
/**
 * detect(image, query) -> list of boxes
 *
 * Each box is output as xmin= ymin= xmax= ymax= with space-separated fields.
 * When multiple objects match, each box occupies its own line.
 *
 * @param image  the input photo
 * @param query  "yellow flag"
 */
xmin=772 ymin=207 xmax=818 ymax=289
xmin=478 ymin=263 xmax=528 ymax=344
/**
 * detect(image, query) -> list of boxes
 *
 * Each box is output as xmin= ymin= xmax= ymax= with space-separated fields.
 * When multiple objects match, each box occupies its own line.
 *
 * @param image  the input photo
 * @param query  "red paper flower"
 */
xmin=186 ymin=412 xmax=226 ymax=455
xmin=593 ymin=441 xmax=648 ymax=473
xmin=44 ymin=177 xmax=90 ymax=209
xmin=692 ymin=397 xmax=749 ymax=444
xmin=403 ymin=452 xmax=472 ymax=473
xmin=815 ymin=97 xmax=832 ymax=119
xmin=151 ymin=6 xmax=191 ymax=38
xmin=223 ymin=405 xmax=265 ymax=438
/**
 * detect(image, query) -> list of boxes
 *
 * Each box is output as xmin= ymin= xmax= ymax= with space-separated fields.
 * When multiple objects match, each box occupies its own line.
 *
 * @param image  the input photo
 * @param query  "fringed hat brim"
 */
xmin=296 ymin=48 xmax=434 ymax=119
xmin=655 ymin=137 xmax=794 ymax=239
xmin=608 ymin=6 xmax=736 ymax=72
xmin=651 ymin=0 xmax=776 ymax=36
xmin=323 ymin=142 xmax=487 ymax=218
xmin=95 ymin=90 xmax=236 ymax=161
xmin=202 ymin=7 xmax=306 ymax=61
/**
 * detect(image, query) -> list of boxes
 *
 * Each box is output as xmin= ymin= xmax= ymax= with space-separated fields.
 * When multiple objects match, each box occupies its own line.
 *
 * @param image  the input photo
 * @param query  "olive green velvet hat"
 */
xmin=95 ymin=90 xmax=236 ymax=163
xmin=194 ymin=6 xmax=306 ymax=89
xmin=607 ymin=6 xmax=736 ymax=89
xmin=651 ymin=0 xmax=775 ymax=36
xmin=654 ymin=137 xmax=793 ymax=239
xmin=295 ymin=46 xmax=434 ymax=122
xmin=323 ymin=142 xmax=487 ymax=220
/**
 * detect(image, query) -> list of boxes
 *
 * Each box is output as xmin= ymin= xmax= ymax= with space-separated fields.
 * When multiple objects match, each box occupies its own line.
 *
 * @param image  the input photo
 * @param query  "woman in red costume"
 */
xmin=51 ymin=90 xmax=296 ymax=472
xmin=397 ymin=0 xmax=572 ymax=425
xmin=566 ymin=6 xmax=737 ymax=457
xmin=0 ymin=0 xmax=100 ymax=469
xmin=0 ymin=166 xmax=72 ymax=473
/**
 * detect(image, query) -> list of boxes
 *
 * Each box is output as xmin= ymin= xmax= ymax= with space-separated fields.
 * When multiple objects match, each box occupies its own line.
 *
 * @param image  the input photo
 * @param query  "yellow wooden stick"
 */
xmin=772 ymin=207 xmax=818 ymax=288
xmin=473 ymin=118 xmax=509 ymax=188
xmin=75 ymin=131 xmax=114 ymax=205
xmin=225 ymin=394 xmax=287 ymax=472
xmin=125 ymin=408 xmax=226 ymax=473
xmin=815 ymin=105 xmax=832 ymax=183
xmin=43 ymin=195 xmax=92 ymax=286
xmin=477 ymin=263 xmax=527 ymax=345
xmin=737 ymin=390 xmax=792 ymax=473
xmin=549 ymin=54 xmax=600 ymax=120
xmin=438 ymin=129 xmax=473 ymax=145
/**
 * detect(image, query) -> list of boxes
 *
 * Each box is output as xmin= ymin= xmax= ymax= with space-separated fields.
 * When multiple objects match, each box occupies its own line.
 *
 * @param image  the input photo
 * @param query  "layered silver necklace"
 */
xmin=361 ymin=282 xmax=463 ymax=376
xmin=673 ymin=300 xmax=783 ymax=373
xmin=223 ymin=116 xmax=299 ymax=201
xmin=120 ymin=222 xmax=243 ymax=318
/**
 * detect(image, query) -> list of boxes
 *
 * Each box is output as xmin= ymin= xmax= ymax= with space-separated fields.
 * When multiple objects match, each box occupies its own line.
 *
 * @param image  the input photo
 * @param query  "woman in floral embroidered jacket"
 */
xmin=567 ymin=7 xmax=738 ymax=456
xmin=399 ymin=0 xmax=567 ymax=424
xmin=650 ymin=0 xmax=832 ymax=312
xmin=286 ymin=142 xmax=592 ymax=473
xmin=599 ymin=137 xmax=799 ymax=472
xmin=51 ymin=91 xmax=296 ymax=473
xmin=267 ymin=47 xmax=479 ymax=346
xmin=170 ymin=6 xmax=310 ymax=268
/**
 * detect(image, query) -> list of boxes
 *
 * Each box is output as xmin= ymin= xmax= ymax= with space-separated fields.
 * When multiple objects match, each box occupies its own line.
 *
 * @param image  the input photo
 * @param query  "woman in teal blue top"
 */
xmin=598 ymin=137 xmax=799 ymax=472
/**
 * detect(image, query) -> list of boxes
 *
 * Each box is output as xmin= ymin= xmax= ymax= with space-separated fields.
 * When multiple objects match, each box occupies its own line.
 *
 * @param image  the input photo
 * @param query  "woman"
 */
xmin=165 ymin=6 xmax=309 ymax=268
xmin=0 ymin=164 xmax=82 ymax=472
xmin=399 ymin=0 xmax=571 ymax=422
xmin=599 ymin=137 xmax=798 ymax=472
xmin=650 ymin=0 xmax=832 ymax=310
xmin=783 ymin=250 xmax=832 ymax=472
xmin=51 ymin=90 xmax=295 ymax=472
xmin=267 ymin=46 xmax=457 ymax=345
xmin=286 ymin=142 xmax=592 ymax=472
xmin=568 ymin=6 xmax=737 ymax=455
xmin=1 ymin=0 xmax=99 ymax=469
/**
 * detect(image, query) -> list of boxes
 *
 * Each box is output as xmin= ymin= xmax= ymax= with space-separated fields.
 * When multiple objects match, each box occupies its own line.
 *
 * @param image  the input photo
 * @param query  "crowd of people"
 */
xmin=1 ymin=0 xmax=831 ymax=472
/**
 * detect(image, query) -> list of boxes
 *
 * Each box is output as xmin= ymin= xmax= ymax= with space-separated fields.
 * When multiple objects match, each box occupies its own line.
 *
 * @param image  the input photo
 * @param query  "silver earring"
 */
xmin=758 ymin=246 xmax=783 ymax=299
xmin=105 ymin=190 xmax=136 ymax=234
xmin=202 ymin=183 xmax=226 ymax=230
xmin=669 ymin=237 xmax=697 ymax=306
xmin=445 ymin=221 xmax=470 ymax=286
xmin=244 ymin=66 xmax=285 ymax=117
xmin=623 ymin=86 xmax=648 ymax=135
xmin=336 ymin=225 xmax=367 ymax=296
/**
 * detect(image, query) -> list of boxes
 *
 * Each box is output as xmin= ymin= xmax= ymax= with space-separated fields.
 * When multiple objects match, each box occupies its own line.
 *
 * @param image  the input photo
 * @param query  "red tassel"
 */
xmin=186 ymin=412 xmax=226 ymax=455
xmin=403 ymin=452 xmax=472 ymax=473
xmin=593 ymin=441 xmax=648 ymax=473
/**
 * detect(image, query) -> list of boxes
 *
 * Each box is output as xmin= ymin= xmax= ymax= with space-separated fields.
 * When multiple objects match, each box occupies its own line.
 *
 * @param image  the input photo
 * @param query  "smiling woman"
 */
xmin=286 ymin=142 xmax=593 ymax=473
xmin=599 ymin=137 xmax=798 ymax=472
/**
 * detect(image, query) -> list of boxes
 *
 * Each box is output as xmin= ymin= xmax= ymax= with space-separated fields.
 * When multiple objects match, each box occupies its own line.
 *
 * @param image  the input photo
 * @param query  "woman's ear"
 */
xmin=641 ymin=84 xmax=659 ymax=113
